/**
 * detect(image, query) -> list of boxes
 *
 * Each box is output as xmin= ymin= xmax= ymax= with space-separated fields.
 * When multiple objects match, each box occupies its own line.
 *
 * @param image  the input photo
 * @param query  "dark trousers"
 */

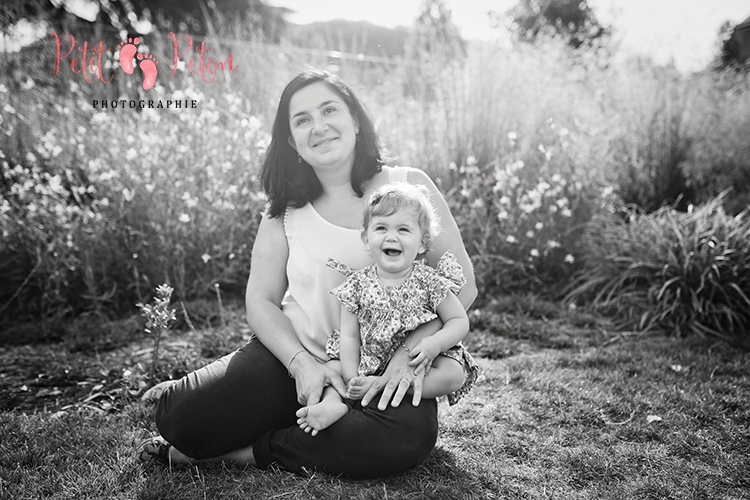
xmin=154 ymin=338 xmax=438 ymax=478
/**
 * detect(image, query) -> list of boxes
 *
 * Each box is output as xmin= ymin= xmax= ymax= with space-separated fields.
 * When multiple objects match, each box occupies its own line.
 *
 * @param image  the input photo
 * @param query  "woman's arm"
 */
xmin=338 ymin=306 xmax=361 ymax=383
xmin=407 ymin=168 xmax=478 ymax=311
xmin=245 ymin=213 xmax=346 ymax=405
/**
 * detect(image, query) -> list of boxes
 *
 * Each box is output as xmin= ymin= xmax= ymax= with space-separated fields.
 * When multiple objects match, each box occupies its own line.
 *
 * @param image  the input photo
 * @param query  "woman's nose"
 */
xmin=311 ymin=119 xmax=329 ymax=134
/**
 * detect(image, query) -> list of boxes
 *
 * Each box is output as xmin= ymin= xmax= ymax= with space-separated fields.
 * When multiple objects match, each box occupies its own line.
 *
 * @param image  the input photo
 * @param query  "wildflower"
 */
xmin=201 ymin=253 xmax=211 ymax=264
xmin=564 ymin=254 xmax=575 ymax=264
xmin=561 ymin=208 xmax=573 ymax=218
xmin=535 ymin=222 xmax=544 ymax=230
xmin=547 ymin=240 xmax=561 ymax=249
xmin=499 ymin=195 xmax=511 ymax=205
xmin=497 ymin=210 xmax=509 ymax=220
xmin=506 ymin=235 xmax=517 ymax=244
xmin=530 ymin=249 xmax=540 ymax=257
xmin=178 ymin=213 xmax=190 ymax=223
xmin=526 ymin=230 xmax=534 ymax=238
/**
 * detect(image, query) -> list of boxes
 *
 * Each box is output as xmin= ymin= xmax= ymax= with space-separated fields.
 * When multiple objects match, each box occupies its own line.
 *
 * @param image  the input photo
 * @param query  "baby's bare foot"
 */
xmin=347 ymin=375 xmax=380 ymax=400
xmin=295 ymin=399 xmax=348 ymax=436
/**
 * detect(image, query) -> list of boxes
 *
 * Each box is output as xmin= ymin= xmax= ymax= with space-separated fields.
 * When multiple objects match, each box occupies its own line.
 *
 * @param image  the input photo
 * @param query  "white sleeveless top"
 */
xmin=281 ymin=165 xmax=410 ymax=361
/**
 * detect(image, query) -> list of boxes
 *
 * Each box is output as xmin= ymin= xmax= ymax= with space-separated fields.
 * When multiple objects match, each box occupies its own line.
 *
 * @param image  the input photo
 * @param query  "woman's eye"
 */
xmin=324 ymin=106 xmax=337 ymax=114
xmin=294 ymin=117 xmax=309 ymax=127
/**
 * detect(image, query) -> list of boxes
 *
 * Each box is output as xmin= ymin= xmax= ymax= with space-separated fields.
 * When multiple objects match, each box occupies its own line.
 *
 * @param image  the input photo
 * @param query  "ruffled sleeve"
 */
xmin=326 ymin=258 xmax=356 ymax=277
xmin=329 ymin=271 xmax=362 ymax=315
xmin=425 ymin=251 xmax=466 ymax=310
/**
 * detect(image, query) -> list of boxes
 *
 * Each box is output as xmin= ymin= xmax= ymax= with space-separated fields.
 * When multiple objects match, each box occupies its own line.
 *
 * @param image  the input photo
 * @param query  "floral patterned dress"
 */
xmin=326 ymin=251 xmax=479 ymax=405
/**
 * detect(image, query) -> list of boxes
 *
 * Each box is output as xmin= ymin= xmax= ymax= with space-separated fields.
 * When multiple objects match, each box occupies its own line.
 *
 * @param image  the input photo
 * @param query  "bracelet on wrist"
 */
xmin=287 ymin=348 xmax=307 ymax=378
xmin=401 ymin=342 xmax=411 ymax=353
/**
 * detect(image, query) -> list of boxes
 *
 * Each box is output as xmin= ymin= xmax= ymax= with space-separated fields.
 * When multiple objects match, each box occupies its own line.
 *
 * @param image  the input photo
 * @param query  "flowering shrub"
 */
xmin=0 ymin=74 xmax=269 ymax=321
xmin=444 ymin=121 xmax=617 ymax=300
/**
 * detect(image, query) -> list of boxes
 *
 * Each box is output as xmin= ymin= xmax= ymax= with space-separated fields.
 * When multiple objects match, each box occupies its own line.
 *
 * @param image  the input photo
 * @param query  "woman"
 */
xmin=140 ymin=69 xmax=477 ymax=479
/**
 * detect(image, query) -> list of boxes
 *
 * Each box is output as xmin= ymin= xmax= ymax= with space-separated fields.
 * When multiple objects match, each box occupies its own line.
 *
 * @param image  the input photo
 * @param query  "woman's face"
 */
xmin=288 ymin=81 xmax=359 ymax=173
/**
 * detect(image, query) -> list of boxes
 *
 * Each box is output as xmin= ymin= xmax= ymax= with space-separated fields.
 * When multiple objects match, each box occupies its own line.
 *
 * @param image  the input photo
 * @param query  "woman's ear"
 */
xmin=287 ymin=136 xmax=297 ymax=151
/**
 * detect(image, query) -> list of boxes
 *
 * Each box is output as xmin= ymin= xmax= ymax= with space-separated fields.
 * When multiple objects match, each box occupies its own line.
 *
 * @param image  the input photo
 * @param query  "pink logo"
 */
xmin=50 ymin=32 xmax=236 ymax=90
xmin=116 ymin=37 xmax=159 ymax=90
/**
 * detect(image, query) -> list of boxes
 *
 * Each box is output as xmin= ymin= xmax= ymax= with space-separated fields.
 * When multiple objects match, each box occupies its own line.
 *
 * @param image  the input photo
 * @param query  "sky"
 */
xmin=268 ymin=0 xmax=750 ymax=72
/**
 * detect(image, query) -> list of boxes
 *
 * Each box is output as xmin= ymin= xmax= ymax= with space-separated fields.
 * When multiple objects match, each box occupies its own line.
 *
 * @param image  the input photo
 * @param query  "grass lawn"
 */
xmin=1 ymin=298 xmax=748 ymax=499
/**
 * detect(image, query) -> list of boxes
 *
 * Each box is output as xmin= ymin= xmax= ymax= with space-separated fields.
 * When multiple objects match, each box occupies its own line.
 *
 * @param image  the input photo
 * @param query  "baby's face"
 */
xmin=363 ymin=208 xmax=425 ymax=277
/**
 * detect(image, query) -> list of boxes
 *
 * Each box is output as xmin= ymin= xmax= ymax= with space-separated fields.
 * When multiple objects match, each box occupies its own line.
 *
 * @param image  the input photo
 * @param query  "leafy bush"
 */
xmin=566 ymin=195 xmax=750 ymax=339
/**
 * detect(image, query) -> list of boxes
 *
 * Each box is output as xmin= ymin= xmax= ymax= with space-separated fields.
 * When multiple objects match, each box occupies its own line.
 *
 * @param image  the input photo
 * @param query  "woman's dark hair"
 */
xmin=260 ymin=69 xmax=384 ymax=218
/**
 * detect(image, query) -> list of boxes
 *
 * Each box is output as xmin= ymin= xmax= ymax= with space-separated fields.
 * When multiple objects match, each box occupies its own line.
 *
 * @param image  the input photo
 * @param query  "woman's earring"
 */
xmin=297 ymin=155 xmax=302 ymax=164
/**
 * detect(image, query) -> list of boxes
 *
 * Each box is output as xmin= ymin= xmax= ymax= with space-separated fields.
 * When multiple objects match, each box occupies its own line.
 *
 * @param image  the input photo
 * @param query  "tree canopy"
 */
xmin=504 ymin=0 xmax=610 ymax=49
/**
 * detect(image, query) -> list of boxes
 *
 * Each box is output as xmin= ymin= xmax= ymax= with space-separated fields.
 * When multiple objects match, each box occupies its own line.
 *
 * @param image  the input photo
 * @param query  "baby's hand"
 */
xmin=406 ymin=337 xmax=441 ymax=375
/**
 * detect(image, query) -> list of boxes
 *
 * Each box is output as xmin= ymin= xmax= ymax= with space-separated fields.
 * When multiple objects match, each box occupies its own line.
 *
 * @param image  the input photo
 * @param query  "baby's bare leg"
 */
xmin=295 ymin=386 xmax=348 ymax=436
xmin=421 ymin=355 xmax=465 ymax=400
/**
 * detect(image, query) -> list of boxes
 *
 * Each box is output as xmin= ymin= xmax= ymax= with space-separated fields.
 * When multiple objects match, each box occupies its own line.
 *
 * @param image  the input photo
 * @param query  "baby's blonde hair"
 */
xmin=363 ymin=183 xmax=441 ymax=253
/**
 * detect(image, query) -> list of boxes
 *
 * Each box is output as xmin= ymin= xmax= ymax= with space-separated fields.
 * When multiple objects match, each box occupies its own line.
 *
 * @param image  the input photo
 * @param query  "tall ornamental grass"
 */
xmin=3 ymin=21 xmax=750 ymax=325
xmin=566 ymin=195 xmax=750 ymax=340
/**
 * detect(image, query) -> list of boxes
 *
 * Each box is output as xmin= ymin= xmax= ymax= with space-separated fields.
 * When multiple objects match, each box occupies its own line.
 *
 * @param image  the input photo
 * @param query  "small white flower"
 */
xmin=506 ymin=235 xmax=517 ymax=244
xmin=561 ymin=208 xmax=572 ymax=218
xmin=547 ymin=240 xmax=561 ymax=249
xmin=497 ymin=210 xmax=509 ymax=220
xmin=535 ymin=222 xmax=544 ymax=230
xmin=530 ymin=248 xmax=540 ymax=257
xmin=526 ymin=230 xmax=534 ymax=238
xmin=564 ymin=254 xmax=575 ymax=264
xmin=178 ymin=213 xmax=190 ymax=223
xmin=201 ymin=253 xmax=211 ymax=264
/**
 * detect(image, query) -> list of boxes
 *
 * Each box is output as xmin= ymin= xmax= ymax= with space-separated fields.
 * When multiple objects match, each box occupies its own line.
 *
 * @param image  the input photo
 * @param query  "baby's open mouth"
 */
xmin=383 ymin=248 xmax=402 ymax=256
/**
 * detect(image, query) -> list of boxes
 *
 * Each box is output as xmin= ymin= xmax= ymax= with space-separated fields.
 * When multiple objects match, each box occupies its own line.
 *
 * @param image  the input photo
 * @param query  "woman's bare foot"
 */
xmin=295 ymin=399 xmax=348 ymax=436
xmin=346 ymin=375 xmax=381 ymax=400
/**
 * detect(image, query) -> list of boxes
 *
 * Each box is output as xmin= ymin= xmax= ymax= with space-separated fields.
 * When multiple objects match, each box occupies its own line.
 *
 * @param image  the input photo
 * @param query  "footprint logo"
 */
xmin=117 ymin=37 xmax=140 ymax=74
xmin=136 ymin=53 xmax=158 ymax=90
xmin=116 ymin=37 xmax=159 ymax=90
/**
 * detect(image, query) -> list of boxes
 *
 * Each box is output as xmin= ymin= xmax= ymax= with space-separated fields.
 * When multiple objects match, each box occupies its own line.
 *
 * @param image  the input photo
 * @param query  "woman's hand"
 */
xmin=360 ymin=346 xmax=425 ymax=410
xmin=289 ymin=352 xmax=347 ymax=406
xmin=360 ymin=318 xmax=442 ymax=410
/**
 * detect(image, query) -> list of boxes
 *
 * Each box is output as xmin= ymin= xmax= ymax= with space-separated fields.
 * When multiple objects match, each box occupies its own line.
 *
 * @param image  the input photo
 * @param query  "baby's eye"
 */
xmin=373 ymin=225 xmax=386 ymax=231
xmin=399 ymin=227 xmax=411 ymax=233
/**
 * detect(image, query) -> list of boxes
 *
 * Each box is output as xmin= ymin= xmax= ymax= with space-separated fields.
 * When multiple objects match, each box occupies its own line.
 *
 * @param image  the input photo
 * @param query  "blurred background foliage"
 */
xmin=1 ymin=0 xmax=749 ymax=342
